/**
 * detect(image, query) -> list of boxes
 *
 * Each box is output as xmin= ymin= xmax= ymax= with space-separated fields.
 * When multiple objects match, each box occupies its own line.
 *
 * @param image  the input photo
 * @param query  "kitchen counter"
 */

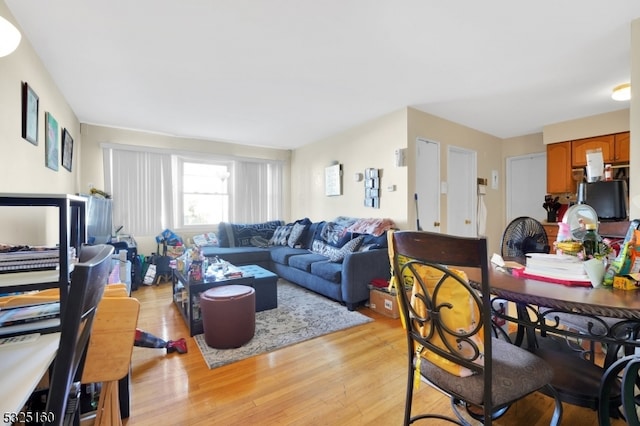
xmin=542 ymin=220 xmax=632 ymax=253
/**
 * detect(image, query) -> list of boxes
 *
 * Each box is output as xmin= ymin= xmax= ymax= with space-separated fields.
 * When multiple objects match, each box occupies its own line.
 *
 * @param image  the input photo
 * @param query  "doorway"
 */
xmin=415 ymin=138 xmax=440 ymax=232
xmin=506 ymin=152 xmax=547 ymax=223
xmin=447 ymin=146 xmax=477 ymax=237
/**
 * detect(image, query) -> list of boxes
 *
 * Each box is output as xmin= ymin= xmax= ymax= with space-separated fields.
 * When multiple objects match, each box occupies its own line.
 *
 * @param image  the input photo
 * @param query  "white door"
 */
xmin=447 ymin=146 xmax=477 ymax=237
xmin=506 ymin=153 xmax=547 ymax=223
xmin=415 ymin=138 xmax=440 ymax=232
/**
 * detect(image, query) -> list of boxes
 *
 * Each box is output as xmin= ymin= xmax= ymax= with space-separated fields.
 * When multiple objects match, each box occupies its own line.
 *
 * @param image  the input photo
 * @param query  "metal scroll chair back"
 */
xmin=389 ymin=230 xmax=562 ymax=425
xmin=45 ymin=244 xmax=114 ymax=426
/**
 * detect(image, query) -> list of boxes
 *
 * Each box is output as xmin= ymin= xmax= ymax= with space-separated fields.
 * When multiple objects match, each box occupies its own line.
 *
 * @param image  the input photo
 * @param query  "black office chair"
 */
xmin=44 ymin=244 xmax=114 ymax=426
xmin=389 ymin=230 xmax=562 ymax=425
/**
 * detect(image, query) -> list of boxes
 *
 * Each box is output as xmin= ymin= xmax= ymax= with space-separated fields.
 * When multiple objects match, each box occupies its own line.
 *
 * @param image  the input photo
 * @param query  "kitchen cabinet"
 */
xmin=542 ymin=223 xmax=558 ymax=253
xmin=570 ymin=132 xmax=629 ymax=166
xmin=547 ymin=141 xmax=575 ymax=194
xmin=614 ymin=132 xmax=630 ymax=163
xmin=571 ymin=135 xmax=615 ymax=167
xmin=547 ymin=131 xmax=630 ymax=195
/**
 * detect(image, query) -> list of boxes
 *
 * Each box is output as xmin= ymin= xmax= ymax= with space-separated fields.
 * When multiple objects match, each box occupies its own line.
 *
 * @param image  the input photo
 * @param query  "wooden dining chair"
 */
xmin=388 ymin=230 xmax=563 ymax=425
xmin=81 ymin=284 xmax=140 ymax=426
xmin=44 ymin=244 xmax=114 ymax=426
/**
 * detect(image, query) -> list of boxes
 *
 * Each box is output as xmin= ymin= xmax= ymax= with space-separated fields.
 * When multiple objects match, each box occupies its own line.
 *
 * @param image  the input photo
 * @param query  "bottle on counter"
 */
xmin=583 ymin=223 xmax=599 ymax=258
xmin=604 ymin=164 xmax=612 ymax=181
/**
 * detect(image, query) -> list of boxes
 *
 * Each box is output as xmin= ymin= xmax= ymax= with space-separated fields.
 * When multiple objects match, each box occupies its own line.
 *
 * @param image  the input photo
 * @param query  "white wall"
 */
xmin=543 ymin=109 xmax=629 ymax=144
xmin=408 ymin=108 xmax=504 ymax=254
xmin=290 ymin=108 xmax=409 ymax=225
xmin=0 ymin=2 xmax=80 ymax=245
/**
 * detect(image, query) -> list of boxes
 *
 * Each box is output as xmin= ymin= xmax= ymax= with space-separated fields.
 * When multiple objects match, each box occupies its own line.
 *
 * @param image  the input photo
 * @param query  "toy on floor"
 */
xmin=134 ymin=329 xmax=187 ymax=354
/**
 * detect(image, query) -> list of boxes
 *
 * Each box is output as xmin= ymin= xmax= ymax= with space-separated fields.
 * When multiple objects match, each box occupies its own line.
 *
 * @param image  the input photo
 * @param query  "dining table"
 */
xmin=467 ymin=264 xmax=640 ymax=426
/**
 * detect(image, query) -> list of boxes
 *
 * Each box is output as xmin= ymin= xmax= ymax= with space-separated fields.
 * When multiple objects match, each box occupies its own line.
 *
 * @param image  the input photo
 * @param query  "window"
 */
xmin=179 ymin=160 xmax=230 ymax=227
xmin=103 ymin=144 xmax=283 ymax=235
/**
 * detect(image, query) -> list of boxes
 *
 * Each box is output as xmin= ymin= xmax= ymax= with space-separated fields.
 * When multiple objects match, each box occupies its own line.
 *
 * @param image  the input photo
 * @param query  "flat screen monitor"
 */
xmin=81 ymin=195 xmax=113 ymax=244
xmin=582 ymin=180 xmax=628 ymax=221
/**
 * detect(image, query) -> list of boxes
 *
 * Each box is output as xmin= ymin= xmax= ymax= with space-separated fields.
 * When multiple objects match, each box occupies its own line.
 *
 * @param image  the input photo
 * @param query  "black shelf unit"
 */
xmin=0 ymin=193 xmax=86 ymax=314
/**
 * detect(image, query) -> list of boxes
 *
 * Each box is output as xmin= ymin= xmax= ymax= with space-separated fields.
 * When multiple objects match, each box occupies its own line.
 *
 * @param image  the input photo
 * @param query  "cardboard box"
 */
xmin=613 ymin=274 xmax=640 ymax=290
xmin=369 ymin=288 xmax=410 ymax=319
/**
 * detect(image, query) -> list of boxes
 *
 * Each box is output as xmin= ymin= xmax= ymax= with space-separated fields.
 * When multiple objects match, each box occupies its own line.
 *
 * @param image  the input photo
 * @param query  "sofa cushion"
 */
xmin=299 ymin=221 xmax=325 ymax=249
xmin=310 ymin=261 xmax=342 ymax=283
xmin=269 ymin=225 xmax=292 ymax=246
xmin=358 ymin=232 xmax=389 ymax=251
xmin=218 ymin=220 xmax=284 ymax=247
xmin=269 ymin=246 xmax=307 ymax=265
xmin=289 ymin=253 xmax=329 ymax=272
xmin=201 ymin=246 xmax=271 ymax=265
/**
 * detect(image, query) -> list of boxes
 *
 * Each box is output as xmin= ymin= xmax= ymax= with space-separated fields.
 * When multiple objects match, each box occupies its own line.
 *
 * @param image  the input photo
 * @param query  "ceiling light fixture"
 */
xmin=0 ymin=16 xmax=21 ymax=57
xmin=611 ymin=83 xmax=631 ymax=101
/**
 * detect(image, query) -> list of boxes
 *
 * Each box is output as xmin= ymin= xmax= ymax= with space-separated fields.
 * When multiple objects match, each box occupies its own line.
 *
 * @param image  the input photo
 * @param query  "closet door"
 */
xmin=415 ymin=138 xmax=440 ymax=232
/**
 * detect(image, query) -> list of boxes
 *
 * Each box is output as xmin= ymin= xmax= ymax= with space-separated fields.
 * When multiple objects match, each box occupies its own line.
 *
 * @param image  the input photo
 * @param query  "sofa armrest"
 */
xmin=341 ymin=249 xmax=391 ymax=306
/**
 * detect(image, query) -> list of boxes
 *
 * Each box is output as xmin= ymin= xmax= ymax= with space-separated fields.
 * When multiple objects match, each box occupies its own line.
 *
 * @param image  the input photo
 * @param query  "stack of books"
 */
xmin=521 ymin=253 xmax=591 ymax=286
xmin=0 ymin=248 xmax=59 ymax=273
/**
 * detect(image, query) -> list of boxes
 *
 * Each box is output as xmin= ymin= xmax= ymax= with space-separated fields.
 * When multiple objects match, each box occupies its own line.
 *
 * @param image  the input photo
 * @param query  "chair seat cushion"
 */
xmin=419 ymin=337 xmax=553 ymax=407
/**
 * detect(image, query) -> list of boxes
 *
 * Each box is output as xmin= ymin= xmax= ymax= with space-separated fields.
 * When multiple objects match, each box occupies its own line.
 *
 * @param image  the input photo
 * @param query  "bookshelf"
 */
xmin=0 ymin=194 xmax=86 ymax=314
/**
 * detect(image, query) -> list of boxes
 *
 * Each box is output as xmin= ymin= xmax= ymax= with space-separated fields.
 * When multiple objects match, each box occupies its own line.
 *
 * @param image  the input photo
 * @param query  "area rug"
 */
xmin=194 ymin=280 xmax=373 ymax=369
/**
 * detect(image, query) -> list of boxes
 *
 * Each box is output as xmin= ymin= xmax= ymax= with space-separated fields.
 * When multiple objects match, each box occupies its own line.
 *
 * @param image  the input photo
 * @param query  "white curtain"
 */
xmin=234 ymin=161 xmax=283 ymax=222
xmin=104 ymin=147 xmax=173 ymax=236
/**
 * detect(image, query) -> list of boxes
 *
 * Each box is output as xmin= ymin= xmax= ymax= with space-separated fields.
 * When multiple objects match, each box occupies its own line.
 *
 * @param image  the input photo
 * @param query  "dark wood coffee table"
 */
xmin=172 ymin=268 xmax=253 ymax=336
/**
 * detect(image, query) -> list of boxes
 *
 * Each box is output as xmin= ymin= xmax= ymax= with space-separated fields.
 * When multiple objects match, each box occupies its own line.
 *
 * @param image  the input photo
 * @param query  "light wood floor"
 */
xmin=123 ymin=283 xmax=626 ymax=425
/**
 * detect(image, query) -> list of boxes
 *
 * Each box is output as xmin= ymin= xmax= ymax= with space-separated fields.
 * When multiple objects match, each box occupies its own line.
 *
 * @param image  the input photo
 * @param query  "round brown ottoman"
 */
xmin=200 ymin=285 xmax=256 ymax=349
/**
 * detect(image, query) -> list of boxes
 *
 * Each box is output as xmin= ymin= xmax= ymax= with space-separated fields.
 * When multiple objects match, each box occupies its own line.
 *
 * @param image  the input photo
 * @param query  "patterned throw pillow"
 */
xmin=269 ymin=225 xmax=292 ymax=246
xmin=287 ymin=222 xmax=308 ymax=248
xmin=311 ymin=236 xmax=364 ymax=262
xmin=250 ymin=236 xmax=270 ymax=248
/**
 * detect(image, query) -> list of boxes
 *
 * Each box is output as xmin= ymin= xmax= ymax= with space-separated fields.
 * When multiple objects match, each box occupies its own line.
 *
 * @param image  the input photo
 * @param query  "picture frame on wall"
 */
xmin=324 ymin=163 xmax=342 ymax=196
xmin=45 ymin=112 xmax=59 ymax=171
xmin=62 ymin=128 xmax=73 ymax=172
xmin=21 ymin=82 xmax=39 ymax=145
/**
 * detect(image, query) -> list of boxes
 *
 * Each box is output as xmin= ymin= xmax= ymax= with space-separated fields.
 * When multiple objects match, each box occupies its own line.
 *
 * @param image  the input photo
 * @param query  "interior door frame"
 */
xmin=415 ymin=138 xmax=441 ymax=233
xmin=505 ymin=152 xmax=547 ymax=223
xmin=446 ymin=145 xmax=477 ymax=237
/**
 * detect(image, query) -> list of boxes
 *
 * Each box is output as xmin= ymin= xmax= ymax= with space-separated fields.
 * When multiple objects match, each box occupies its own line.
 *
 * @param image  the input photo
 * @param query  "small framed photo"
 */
xmin=45 ymin=112 xmax=59 ymax=171
xmin=21 ymin=82 xmax=39 ymax=145
xmin=62 ymin=128 xmax=73 ymax=172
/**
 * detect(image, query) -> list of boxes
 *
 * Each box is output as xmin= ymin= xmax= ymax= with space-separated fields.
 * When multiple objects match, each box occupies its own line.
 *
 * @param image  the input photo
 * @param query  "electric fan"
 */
xmin=562 ymin=203 xmax=598 ymax=241
xmin=500 ymin=216 xmax=549 ymax=258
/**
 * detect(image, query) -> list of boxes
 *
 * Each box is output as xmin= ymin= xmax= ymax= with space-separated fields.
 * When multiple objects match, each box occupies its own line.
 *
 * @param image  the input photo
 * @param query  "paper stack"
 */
xmin=523 ymin=253 xmax=591 ymax=284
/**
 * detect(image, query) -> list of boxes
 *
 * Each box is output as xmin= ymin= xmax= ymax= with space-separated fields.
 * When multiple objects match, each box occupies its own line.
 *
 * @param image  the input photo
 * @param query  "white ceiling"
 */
xmin=5 ymin=1 xmax=640 ymax=149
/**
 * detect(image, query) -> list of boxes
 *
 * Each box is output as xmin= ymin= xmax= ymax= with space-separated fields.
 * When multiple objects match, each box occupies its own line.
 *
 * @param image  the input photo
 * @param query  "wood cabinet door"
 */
xmin=547 ymin=141 xmax=574 ymax=194
xmin=571 ymin=135 xmax=614 ymax=167
xmin=614 ymin=132 xmax=630 ymax=163
xmin=542 ymin=224 xmax=559 ymax=253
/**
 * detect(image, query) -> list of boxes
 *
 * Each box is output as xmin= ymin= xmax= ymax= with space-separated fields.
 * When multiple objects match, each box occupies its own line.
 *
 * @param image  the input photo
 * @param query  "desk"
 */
xmin=0 ymin=332 xmax=59 ymax=425
xmin=474 ymin=266 xmax=640 ymax=425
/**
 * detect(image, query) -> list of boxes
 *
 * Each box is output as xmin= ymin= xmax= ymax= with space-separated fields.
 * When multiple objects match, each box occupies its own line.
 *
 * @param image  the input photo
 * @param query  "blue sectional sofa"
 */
xmin=200 ymin=218 xmax=393 ymax=310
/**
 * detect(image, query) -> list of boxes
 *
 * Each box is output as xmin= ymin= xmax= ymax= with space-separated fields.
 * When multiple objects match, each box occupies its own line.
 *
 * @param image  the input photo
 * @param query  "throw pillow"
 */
xmin=287 ymin=222 xmax=308 ymax=248
xmin=250 ymin=236 xmax=270 ymax=248
xmin=311 ymin=236 xmax=364 ymax=262
xmin=269 ymin=225 xmax=292 ymax=246
xmin=327 ymin=235 xmax=364 ymax=262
